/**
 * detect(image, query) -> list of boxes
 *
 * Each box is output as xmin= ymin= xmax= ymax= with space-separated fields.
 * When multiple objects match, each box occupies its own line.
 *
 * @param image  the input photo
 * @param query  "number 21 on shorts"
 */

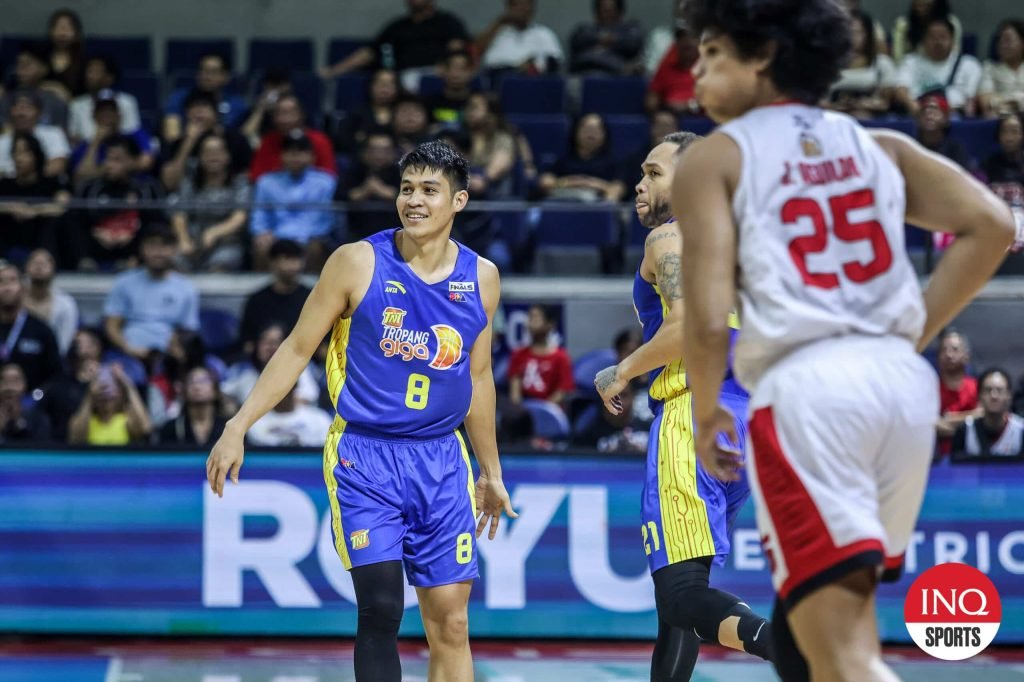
xmin=405 ymin=373 xmax=430 ymax=410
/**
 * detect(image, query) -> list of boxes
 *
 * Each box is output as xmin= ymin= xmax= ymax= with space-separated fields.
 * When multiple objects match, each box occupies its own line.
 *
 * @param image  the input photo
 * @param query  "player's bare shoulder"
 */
xmin=641 ymin=222 xmax=682 ymax=282
xmin=866 ymin=127 xmax=915 ymax=166
xmin=476 ymin=256 xmax=501 ymax=317
xmin=322 ymin=240 xmax=376 ymax=316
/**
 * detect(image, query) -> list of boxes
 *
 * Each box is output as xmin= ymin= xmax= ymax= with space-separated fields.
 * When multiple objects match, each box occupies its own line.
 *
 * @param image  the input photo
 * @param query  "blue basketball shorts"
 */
xmin=322 ymin=422 xmax=479 ymax=587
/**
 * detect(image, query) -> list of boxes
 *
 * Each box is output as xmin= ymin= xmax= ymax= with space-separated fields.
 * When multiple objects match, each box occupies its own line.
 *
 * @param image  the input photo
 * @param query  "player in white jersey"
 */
xmin=672 ymin=1 xmax=1021 ymax=681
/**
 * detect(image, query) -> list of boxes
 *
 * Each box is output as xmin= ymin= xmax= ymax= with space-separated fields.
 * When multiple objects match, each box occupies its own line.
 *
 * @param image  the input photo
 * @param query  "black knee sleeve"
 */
xmin=771 ymin=596 xmax=810 ymax=682
xmin=351 ymin=561 xmax=405 ymax=682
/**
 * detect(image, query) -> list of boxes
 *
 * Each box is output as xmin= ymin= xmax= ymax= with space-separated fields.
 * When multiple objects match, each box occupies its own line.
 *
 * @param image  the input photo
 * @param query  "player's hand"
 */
xmin=474 ymin=474 xmax=517 ymax=540
xmin=595 ymin=365 xmax=628 ymax=415
xmin=207 ymin=425 xmax=245 ymax=497
xmin=694 ymin=404 xmax=743 ymax=482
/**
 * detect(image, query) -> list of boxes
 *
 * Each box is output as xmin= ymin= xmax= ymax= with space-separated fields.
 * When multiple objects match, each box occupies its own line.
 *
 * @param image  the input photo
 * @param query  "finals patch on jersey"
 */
xmin=449 ymin=281 xmax=475 ymax=292
xmin=800 ymin=132 xmax=823 ymax=157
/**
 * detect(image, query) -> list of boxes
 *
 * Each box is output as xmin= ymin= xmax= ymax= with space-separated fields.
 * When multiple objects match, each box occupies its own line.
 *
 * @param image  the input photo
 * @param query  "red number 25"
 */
xmin=781 ymin=189 xmax=893 ymax=289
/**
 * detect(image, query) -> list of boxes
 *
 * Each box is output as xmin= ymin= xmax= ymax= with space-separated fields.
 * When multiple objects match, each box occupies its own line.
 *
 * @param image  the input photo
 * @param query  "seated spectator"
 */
xmin=426 ymin=49 xmax=476 ymax=126
xmin=952 ymin=368 xmax=1024 ymax=459
xmin=68 ymin=362 xmax=150 ymax=445
xmin=336 ymin=69 xmax=400 ymax=154
xmin=0 ymin=44 xmax=69 ymax=129
xmin=841 ymin=0 xmax=890 ymax=54
xmin=829 ymin=10 xmax=898 ymax=118
xmin=163 ymin=52 xmax=247 ymax=142
xmin=342 ymin=131 xmax=401 ymax=240
xmin=223 ymin=324 xmax=320 ymax=408
xmin=70 ymin=91 xmax=156 ymax=186
xmin=0 ymin=90 xmax=70 ymax=178
xmin=392 ymin=94 xmax=431 ymax=156
xmin=0 ymin=133 xmax=69 ymax=261
xmin=896 ymin=16 xmax=982 ymax=116
xmin=22 ymin=249 xmax=77 ymax=355
xmin=37 ymin=328 xmax=103 ymax=442
xmin=645 ymin=28 xmax=700 ymax=115
xmin=463 ymin=93 xmax=517 ymax=198
xmin=146 ymin=330 xmax=227 ymax=428
xmin=573 ymin=378 xmax=648 ymax=453
xmin=915 ymin=92 xmax=972 ymax=169
xmin=539 ymin=113 xmax=626 ymax=202
xmin=936 ymin=328 xmax=981 ymax=459
xmin=246 ymin=383 xmax=332 ymax=447
xmin=157 ymin=366 xmax=228 ymax=448
xmin=68 ymin=56 xmax=142 ymax=145
xmin=45 ymin=9 xmax=86 ymax=96
xmin=620 ymin=109 xmax=683 ymax=186
xmin=251 ymin=130 xmax=337 ymax=271
xmin=478 ymin=0 xmax=563 ymax=77
xmin=0 ymin=363 xmax=51 ymax=443
xmin=614 ymin=327 xmax=643 ymax=368
xmin=161 ymin=91 xmax=252 ymax=193
xmin=240 ymin=69 xmax=293 ymax=148
xmin=250 ymin=94 xmax=336 ymax=182
xmin=320 ymin=0 xmax=469 ymax=89
xmin=569 ymin=0 xmax=644 ymax=75
xmin=170 ymin=132 xmax=250 ymax=272
xmin=508 ymin=305 xmax=574 ymax=411
xmin=981 ymin=19 xmax=1024 ymax=117
xmin=0 ymin=261 xmax=62 ymax=392
xmin=76 ymin=136 xmax=165 ymax=269
xmin=984 ymin=112 xmax=1024 ymax=206
xmin=238 ymin=239 xmax=311 ymax=354
xmin=102 ymin=224 xmax=200 ymax=364
xmin=892 ymin=0 xmax=962 ymax=63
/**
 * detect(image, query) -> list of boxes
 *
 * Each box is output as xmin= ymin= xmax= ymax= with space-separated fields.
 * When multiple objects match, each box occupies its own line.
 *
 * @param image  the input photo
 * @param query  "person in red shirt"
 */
xmin=936 ymin=328 xmax=982 ymax=458
xmin=645 ymin=27 xmax=700 ymax=114
xmin=508 ymin=304 xmax=575 ymax=410
xmin=249 ymin=93 xmax=336 ymax=181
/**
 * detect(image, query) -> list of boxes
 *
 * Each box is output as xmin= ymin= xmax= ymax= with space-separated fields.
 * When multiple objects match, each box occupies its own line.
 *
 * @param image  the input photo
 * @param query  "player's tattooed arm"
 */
xmin=655 ymin=251 xmax=683 ymax=302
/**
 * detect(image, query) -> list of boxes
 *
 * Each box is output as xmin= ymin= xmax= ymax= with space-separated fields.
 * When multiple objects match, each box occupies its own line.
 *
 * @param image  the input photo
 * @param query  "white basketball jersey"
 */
xmin=717 ymin=104 xmax=925 ymax=391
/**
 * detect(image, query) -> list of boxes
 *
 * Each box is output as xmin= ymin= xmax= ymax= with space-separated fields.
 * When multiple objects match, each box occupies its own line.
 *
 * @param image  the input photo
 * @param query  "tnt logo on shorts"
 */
xmin=350 ymin=529 xmax=370 ymax=550
xmin=904 ymin=563 xmax=1002 ymax=660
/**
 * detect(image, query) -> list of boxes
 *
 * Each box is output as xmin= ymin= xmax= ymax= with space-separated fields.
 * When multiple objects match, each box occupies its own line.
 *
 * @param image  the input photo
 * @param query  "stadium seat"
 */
xmin=327 ymin=38 xmax=369 ymax=67
xmin=580 ymin=76 xmax=648 ymax=116
xmin=573 ymin=348 xmax=617 ymax=397
xmin=119 ymin=72 xmax=160 ymax=115
xmin=506 ymin=114 xmax=569 ymax=171
xmin=949 ymin=118 xmax=1000 ymax=164
xmin=860 ymin=117 xmax=916 ymax=137
xmin=534 ymin=205 xmax=620 ymax=274
xmin=334 ymin=73 xmax=371 ymax=111
xmin=199 ymin=308 xmax=240 ymax=355
xmin=418 ymin=73 xmax=486 ymax=97
xmin=606 ymin=115 xmax=650 ymax=159
xmin=165 ymin=38 xmax=235 ymax=73
xmin=905 ymin=224 xmax=929 ymax=251
xmin=248 ymin=38 xmax=314 ymax=72
xmin=572 ymin=403 xmax=600 ymax=438
xmin=679 ymin=117 xmax=716 ymax=136
xmin=500 ymin=75 xmax=566 ymax=114
xmin=289 ymin=71 xmax=324 ymax=117
xmin=523 ymin=398 xmax=571 ymax=439
xmin=0 ymin=35 xmax=37 ymax=69
xmin=962 ymin=33 xmax=978 ymax=57
xmin=86 ymin=36 xmax=152 ymax=72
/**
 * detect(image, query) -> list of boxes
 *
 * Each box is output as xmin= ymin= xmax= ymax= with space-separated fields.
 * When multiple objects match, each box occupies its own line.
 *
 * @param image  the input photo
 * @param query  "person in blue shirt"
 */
xmin=69 ymin=91 xmax=155 ymax=186
xmin=208 ymin=141 xmax=515 ymax=682
xmin=162 ymin=52 xmax=247 ymax=143
xmin=251 ymin=130 xmax=337 ymax=271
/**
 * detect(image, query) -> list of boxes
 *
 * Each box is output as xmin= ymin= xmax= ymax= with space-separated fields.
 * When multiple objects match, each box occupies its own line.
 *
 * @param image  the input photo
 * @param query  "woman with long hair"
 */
xmin=891 ymin=0 xmax=962 ymax=62
xmin=983 ymin=112 xmax=1024 ymax=207
xmin=158 ymin=365 xmax=228 ymax=447
xmin=46 ymin=8 xmax=86 ymax=96
xmin=980 ymin=19 xmax=1024 ymax=117
xmin=463 ymin=92 xmax=517 ymax=198
xmin=539 ymin=112 xmax=625 ymax=202
xmin=830 ymin=10 xmax=898 ymax=118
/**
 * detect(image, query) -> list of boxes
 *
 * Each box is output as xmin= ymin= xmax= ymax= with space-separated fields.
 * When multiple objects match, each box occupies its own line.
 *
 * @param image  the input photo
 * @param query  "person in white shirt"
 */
xmin=246 ymin=384 xmax=333 ymax=447
xmin=829 ymin=10 xmax=898 ymax=118
xmin=896 ymin=16 xmax=982 ymax=116
xmin=477 ymin=0 xmax=563 ymax=75
xmin=0 ymin=90 xmax=70 ymax=178
xmin=22 ymin=249 xmax=78 ymax=356
xmin=68 ymin=56 xmax=142 ymax=145
xmin=980 ymin=19 xmax=1024 ymax=117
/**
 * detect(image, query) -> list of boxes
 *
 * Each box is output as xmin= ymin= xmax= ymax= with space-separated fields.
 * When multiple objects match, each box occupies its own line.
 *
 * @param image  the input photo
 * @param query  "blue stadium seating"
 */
xmin=288 ymin=71 xmax=324 ymax=117
xmin=0 ymin=35 xmax=37 ymax=69
xmin=327 ymin=38 xmax=369 ymax=66
xmin=627 ymin=210 xmax=646 ymax=247
xmin=535 ymin=206 xmax=619 ymax=247
xmin=418 ymin=73 xmax=486 ymax=97
xmin=905 ymin=224 xmax=930 ymax=251
xmin=962 ymin=33 xmax=978 ymax=57
xmin=523 ymin=399 xmax=570 ymax=439
xmin=572 ymin=348 xmax=617 ymax=397
xmin=334 ymin=73 xmax=371 ymax=111
xmin=248 ymin=39 xmax=314 ymax=72
xmin=949 ymin=118 xmax=1001 ymax=164
xmin=165 ymin=38 xmax=235 ymax=72
xmin=199 ymin=308 xmax=240 ymax=355
xmin=86 ymin=36 xmax=152 ymax=72
xmin=679 ymin=117 xmax=716 ymax=135
xmin=506 ymin=114 xmax=569 ymax=170
xmin=500 ymin=75 xmax=567 ymax=114
xmin=580 ymin=76 xmax=648 ymax=116
xmin=860 ymin=117 xmax=916 ymax=137
xmin=119 ymin=72 xmax=160 ymax=115
xmin=606 ymin=115 xmax=649 ymax=159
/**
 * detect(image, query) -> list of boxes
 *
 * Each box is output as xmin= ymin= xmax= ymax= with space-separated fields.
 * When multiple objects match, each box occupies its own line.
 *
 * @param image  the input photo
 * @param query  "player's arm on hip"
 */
xmin=228 ymin=242 xmax=374 ymax=433
xmin=872 ymin=130 xmax=1016 ymax=349
xmin=673 ymin=133 xmax=740 ymax=427
xmin=464 ymin=257 xmax=502 ymax=478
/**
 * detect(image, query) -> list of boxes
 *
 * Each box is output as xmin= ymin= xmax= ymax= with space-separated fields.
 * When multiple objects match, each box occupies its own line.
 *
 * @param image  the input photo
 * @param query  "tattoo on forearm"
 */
xmin=656 ymin=252 xmax=683 ymax=301
xmin=594 ymin=366 xmax=618 ymax=393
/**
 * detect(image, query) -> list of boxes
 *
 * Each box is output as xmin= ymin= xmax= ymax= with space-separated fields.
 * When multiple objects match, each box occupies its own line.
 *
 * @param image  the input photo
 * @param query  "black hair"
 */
xmin=139 ymin=222 xmax=177 ymax=244
xmin=907 ymin=0 xmax=952 ymax=52
xmin=9 ymin=88 xmax=43 ymax=111
xmin=570 ymin=112 xmax=611 ymax=157
xmin=269 ymin=238 xmax=305 ymax=260
xmin=978 ymin=367 xmax=1012 ymax=393
xmin=530 ymin=303 xmax=561 ymax=327
xmin=923 ymin=15 xmax=956 ymax=38
xmin=434 ymin=127 xmax=472 ymax=155
xmin=193 ymin=131 xmax=235 ymax=188
xmin=281 ymin=128 xmax=312 ymax=152
xmin=593 ymin=0 xmax=626 ymax=16
xmin=851 ymin=9 xmax=878 ymax=63
xmin=613 ymin=328 xmax=642 ymax=354
xmin=105 ymin=134 xmax=140 ymax=158
xmin=11 ymin=132 xmax=46 ymax=177
xmin=398 ymin=140 xmax=470 ymax=193
xmin=443 ymin=48 xmax=473 ymax=66
xmin=198 ymin=51 xmax=231 ymax=71
xmin=996 ymin=112 xmax=1024 ymax=145
xmin=184 ymin=89 xmax=218 ymax=113
xmin=261 ymin=67 xmax=291 ymax=87
xmin=274 ymin=91 xmax=304 ymax=115
xmin=992 ymin=19 xmax=1024 ymax=63
xmin=86 ymin=54 xmax=120 ymax=83
xmin=393 ymin=92 xmax=427 ymax=112
xmin=17 ymin=42 xmax=50 ymax=65
xmin=662 ymin=131 xmax=702 ymax=154
xmin=938 ymin=326 xmax=969 ymax=350
xmin=682 ymin=0 xmax=852 ymax=105
xmin=67 ymin=326 xmax=105 ymax=369
xmin=368 ymin=68 xmax=401 ymax=103
xmin=48 ymin=8 xmax=83 ymax=43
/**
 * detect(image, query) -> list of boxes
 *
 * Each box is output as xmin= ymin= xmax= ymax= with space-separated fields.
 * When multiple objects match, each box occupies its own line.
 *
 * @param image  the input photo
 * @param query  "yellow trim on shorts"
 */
xmin=322 ymin=415 xmax=351 ymax=570
xmin=454 ymin=430 xmax=477 ymax=518
xmin=658 ymin=392 xmax=715 ymax=563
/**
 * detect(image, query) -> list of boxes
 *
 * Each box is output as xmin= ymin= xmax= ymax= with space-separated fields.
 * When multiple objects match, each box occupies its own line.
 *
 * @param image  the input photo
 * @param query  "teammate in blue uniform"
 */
xmin=595 ymin=133 xmax=771 ymax=680
xmin=207 ymin=141 xmax=516 ymax=682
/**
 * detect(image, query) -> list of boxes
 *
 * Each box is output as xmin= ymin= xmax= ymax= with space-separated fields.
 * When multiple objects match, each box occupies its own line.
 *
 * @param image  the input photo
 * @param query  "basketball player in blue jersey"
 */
xmin=595 ymin=132 xmax=772 ymax=680
xmin=207 ymin=141 xmax=516 ymax=682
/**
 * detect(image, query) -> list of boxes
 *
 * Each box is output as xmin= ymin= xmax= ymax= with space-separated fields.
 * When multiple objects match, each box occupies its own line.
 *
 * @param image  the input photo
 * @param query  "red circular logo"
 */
xmin=904 ymin=563 xmax=1001 ymax=660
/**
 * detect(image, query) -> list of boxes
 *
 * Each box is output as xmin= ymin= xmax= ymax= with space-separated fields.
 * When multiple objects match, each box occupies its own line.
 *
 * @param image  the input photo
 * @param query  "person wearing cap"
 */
xmin=914 ymin=91 xmax=972 ymax=169
xmin=251 ymin=129 xmax=337 ymax=272
xmin=70 ymin=90 xmax=156 ymax=186
xmin=249 ymin=93 xmax=336 ymax=181
xmin=68 ymin=55 xmax=142 ymax=146
xmin=103 ymin=223 xmax=200 ymax=364
xmin=0 ymin=89 xmax=70 ymax=179
xmin=0 ymin=44 xmax=68 ymax=130
xmin=896 ymin=15 xmax=982 ymax=116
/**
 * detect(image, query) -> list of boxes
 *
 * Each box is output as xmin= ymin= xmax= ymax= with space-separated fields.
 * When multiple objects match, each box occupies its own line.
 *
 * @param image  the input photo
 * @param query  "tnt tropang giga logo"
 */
xmin=904 ymin=563 xmax=1001 ymax=660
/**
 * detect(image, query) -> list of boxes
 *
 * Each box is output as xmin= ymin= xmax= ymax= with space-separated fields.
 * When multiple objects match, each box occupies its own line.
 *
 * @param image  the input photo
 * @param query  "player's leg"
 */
xmin=417 ymin=580 xmax=474 ymax=682
xmin=350 ymin=561 xmax=405 ymax=682
xmin=650 ymin=617 xmax=701 ymax=682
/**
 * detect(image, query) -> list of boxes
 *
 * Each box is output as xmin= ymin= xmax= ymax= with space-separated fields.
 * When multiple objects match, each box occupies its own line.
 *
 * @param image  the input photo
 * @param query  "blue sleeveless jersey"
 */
xmin=326 ymin=228 xmax=488 ymax=439
xmin=632 ymin=269 xmax=746 ymax=415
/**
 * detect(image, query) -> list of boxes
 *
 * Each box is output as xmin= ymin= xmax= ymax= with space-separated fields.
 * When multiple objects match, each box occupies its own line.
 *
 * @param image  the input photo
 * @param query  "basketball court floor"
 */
xmin=3 ymin=639 xmax=1024 ymax=681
